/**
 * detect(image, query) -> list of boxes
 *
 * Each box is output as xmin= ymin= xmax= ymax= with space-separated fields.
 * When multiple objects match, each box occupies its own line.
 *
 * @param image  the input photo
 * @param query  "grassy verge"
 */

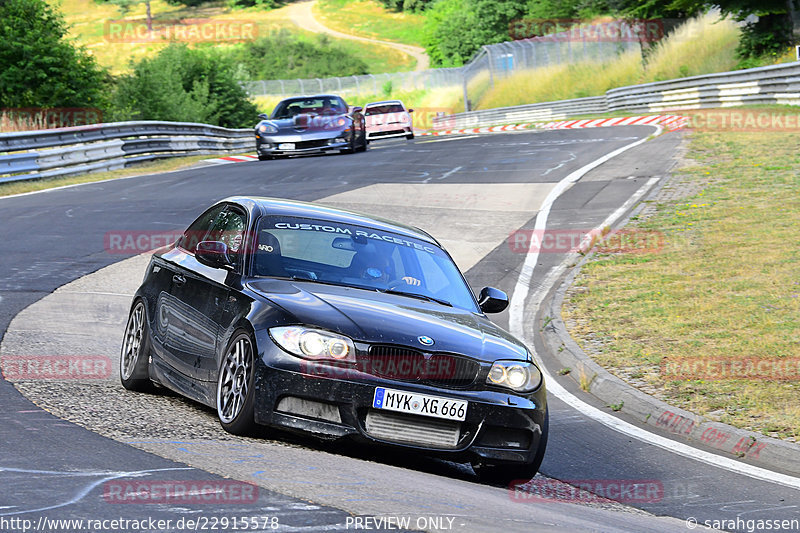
xmin=0 ymin=154 xmax=213 ymax=197
xmin=562 ymin=105 xmax=800 ymax=441
xmin=314 ymin=0 xmax=426 ymax=47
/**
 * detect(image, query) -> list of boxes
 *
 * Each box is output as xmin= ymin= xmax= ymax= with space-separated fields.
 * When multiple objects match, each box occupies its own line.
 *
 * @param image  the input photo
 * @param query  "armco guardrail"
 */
xmin=434 ymin=61 xmax=800 ymax=130
xmin=0 ymin=121 xmax=254 ymax=184
xmin=606 ymin=61 xmax=800 ymax=111
xmin=434 ymin=96 xmax=607 ymax=130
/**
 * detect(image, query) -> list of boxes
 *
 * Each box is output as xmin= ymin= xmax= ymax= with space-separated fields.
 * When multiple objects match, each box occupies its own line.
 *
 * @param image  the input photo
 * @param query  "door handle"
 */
xmin=172 ymin=274 xmax=186 ymax=286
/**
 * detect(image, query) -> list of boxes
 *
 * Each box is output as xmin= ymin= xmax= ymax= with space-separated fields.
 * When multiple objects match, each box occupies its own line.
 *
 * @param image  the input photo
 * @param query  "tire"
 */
xmin=216 ymin=331 xmax=257 ymax=436
xmin=120 ymin=299 xmax=153 ymax=392
xmin=473 ymin=407 xmax=549 ymax=486
xmin=340 ymin=133 xmax=357 ymax=154
xmin=358 ymin=135 xmax=368 ymax=152
xmin=406 ymin=133 xmax=415 ymax=140
xmin=258 ymin=154 xmax=272 ymax=161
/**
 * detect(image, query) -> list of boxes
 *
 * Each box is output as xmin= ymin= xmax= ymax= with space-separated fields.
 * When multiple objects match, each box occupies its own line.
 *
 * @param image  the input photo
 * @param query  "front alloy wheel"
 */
xmin=120 ymin=299 xmax=152 ymax=391
xmin=216 ymin=331 xmax=257 ymax=435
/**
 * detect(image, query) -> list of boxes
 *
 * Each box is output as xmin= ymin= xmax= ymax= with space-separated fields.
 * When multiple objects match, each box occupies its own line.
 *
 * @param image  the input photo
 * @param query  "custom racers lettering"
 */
xmin=272 ymin=221 xmax=438 ymax=254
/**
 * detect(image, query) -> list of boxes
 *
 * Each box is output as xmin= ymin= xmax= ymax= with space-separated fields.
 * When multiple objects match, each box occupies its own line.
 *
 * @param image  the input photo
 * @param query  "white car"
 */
xmin=363 ymin=100 xmax=414 ymax=141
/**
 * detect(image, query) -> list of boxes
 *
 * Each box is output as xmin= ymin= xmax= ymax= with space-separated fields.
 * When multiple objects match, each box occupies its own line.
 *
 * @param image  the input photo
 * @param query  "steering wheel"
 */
xmin=386 ymin=277 xmax=426 ymax=292
xmin=387 ymin=279 xmax=408 ymax=291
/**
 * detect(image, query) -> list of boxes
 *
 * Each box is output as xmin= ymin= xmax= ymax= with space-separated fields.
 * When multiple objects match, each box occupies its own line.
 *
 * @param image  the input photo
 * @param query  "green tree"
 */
xmin=0 ymin=0 xmax=107 ymax=109
xmin=424 ymin=0 xmax=527 ymax=66
xmin=617 ymin=0 xmax=795 ymax=58
xmin=110 ymin=44 xmax=257 ymax=128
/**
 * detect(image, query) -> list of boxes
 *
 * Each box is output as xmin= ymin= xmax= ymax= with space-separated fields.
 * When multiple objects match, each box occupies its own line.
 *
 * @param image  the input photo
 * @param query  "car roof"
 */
xmin=364 ymin=100 xmax=405 ymax=107
xmin=222 ymin=196 xmax=439 ymax=245
xmin=278 ymin=94 xmax=345 ymax=102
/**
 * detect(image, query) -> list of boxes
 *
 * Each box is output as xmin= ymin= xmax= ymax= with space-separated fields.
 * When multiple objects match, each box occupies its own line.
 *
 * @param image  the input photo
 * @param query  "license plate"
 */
xmin=278 ymin=143 xmax=295 ymax=150
xmin=372 ymin=387 xmax=467 ymax=421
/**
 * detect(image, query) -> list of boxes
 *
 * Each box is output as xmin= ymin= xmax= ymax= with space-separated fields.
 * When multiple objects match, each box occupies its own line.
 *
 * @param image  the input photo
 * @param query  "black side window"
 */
xmin=180 ymin=205 xmax=226 ymax=254
xmin=207 ymin=209 xmax=247 ymax=267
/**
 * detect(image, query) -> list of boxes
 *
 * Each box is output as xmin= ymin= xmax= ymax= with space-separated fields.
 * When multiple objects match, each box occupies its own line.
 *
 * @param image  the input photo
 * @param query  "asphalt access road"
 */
xmin=1 ymin=129 xmax=797 ymax=532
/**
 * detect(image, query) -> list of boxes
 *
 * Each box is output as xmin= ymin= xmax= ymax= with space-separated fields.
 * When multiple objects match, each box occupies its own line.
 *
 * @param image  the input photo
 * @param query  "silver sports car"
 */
xmin=255 ymin=95 xmax=368 ymax=160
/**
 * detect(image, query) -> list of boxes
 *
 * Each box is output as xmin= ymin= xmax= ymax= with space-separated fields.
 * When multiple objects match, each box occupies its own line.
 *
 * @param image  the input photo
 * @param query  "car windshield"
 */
xmin=271 ymin=97 xmax=347 ymax=119
xmin=250 ymin=216 xmax=479 ymax=312
xmin=365 ymin=103 xmax=405 ymax=116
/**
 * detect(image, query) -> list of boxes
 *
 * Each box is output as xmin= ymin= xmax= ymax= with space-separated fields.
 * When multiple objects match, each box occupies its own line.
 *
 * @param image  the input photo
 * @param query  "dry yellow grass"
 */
xmin=644 ymin=11 xmax=739 ymax=80
xmin=478 ymin=51 xmax=642 ymax=110
xmin=51 ymin=0 xmax=413 ymax=74
xmin=476 ymin=12 xmax=742 ymax=109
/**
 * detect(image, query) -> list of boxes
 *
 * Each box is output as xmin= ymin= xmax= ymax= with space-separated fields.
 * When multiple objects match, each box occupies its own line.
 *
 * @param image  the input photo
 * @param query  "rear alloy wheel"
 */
xmin=120 ymin=299 xmax=153 ymax=391
xmin=216 ymin=331 xmax=257 ymax=435
xmin=473 ymin=407 xmax=549 ymax=485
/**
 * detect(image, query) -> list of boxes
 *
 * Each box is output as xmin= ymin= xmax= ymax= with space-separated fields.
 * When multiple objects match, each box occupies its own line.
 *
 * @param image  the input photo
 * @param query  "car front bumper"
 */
xmin=366 ymin=126 xmax=413 ymax=140
xmin=256 ymin=130 xmax=351 ymax=156
xmin=253 ymin=341 xmax=547 ymax=465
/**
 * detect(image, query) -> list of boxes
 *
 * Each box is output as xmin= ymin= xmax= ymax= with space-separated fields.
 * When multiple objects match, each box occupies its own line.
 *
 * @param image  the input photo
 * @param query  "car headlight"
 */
xmin=257 ymin=123 xmax=278 ymax=134
xmin=486 ymin=361 xmax=542 ymax=392
xmin=326 ymin=117 xmax=349 ymax=130
xmin=270 ymin=326 xmax=355 ymax=363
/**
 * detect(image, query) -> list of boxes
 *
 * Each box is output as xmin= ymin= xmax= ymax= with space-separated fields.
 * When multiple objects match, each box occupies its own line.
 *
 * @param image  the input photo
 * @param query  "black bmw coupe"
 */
xmin=121 ymin=197 xmax=547 ymax=482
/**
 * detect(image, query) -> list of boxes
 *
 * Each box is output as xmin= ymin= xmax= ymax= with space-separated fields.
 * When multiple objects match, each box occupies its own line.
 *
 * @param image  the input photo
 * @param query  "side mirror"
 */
xmin=196 ymin=241 xmax=233 ymax=270
xmin=478 ymin=287 xmax=508 ymax=313
xmin=257 ymin=113 xmax=269 ymax=120
xmin=408 ymin=108 xmax=414 ymax=113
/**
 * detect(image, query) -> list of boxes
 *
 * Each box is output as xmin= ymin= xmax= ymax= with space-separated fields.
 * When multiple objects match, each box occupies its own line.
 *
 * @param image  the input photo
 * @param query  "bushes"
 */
xmin=106 ymin=32 xmax=368 ymax=127
xmin=228 ymin=32 xmax=370 ymax=80
xmin=109 ymin=44 xmax=257 ymax=128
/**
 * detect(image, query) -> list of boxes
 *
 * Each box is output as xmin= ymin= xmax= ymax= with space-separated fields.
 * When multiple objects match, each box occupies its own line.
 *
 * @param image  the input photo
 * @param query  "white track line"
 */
xmin=509 ymin=126 xmax=800 ymax=491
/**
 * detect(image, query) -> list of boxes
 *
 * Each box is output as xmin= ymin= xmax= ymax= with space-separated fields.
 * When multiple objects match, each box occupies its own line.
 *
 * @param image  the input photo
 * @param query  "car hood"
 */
xmin=247 ymin=279 xmax=529 ymax=362
xmin=263 ymin=114 xmax=349 ymax=133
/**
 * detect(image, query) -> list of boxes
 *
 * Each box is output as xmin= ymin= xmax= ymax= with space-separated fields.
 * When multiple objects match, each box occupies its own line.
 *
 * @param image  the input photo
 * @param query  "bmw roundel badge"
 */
xmin=418 ymin=336 xmax=434 ymax=346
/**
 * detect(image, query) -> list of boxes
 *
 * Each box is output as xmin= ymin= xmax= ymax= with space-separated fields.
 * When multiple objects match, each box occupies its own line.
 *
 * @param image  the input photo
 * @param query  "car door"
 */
xmin=155 ymin=204 xmax=243 ymax=382
xmin=167 ymin=205 xmax=247 ymax=382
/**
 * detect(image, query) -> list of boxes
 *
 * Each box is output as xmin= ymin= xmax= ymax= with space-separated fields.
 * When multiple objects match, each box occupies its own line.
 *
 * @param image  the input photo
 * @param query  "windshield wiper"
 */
xmin=380 ymin=288 xmax=452 ymax=307
xmin=290 ymin=276 xmax=375 ymax=292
